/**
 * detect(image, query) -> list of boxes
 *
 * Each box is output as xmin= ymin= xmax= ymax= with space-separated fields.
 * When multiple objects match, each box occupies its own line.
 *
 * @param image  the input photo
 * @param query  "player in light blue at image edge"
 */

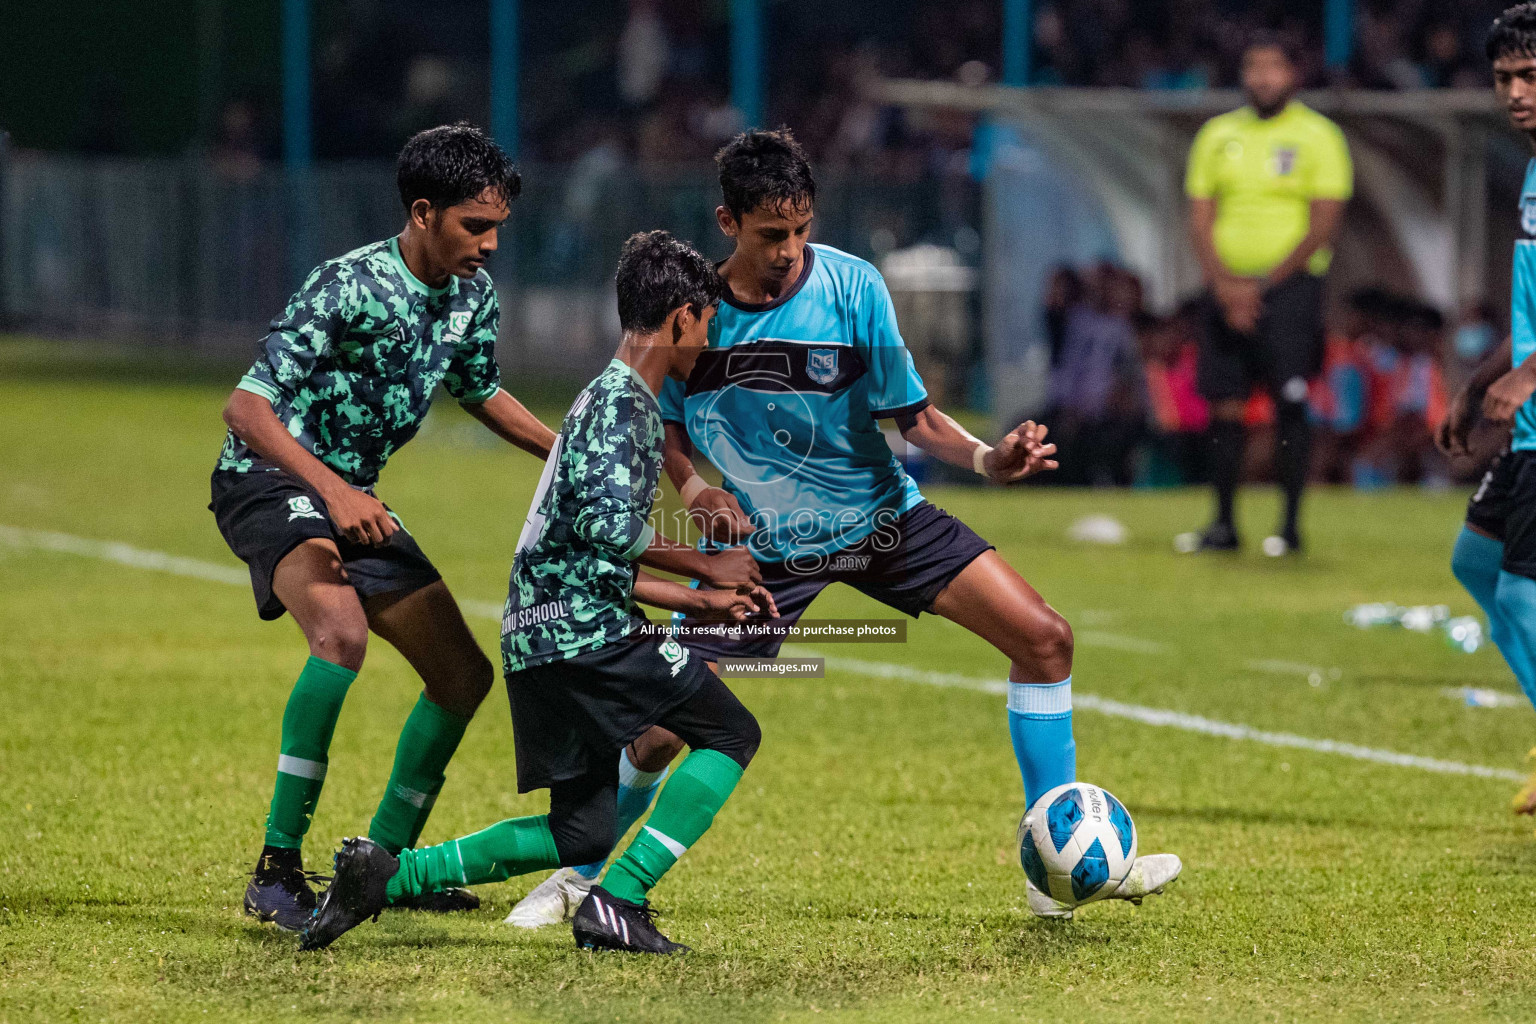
xmin=1442 ymin=3 xmax=1536 ymax=816
xmin=509 ymin=128 xmax=1181 ymax=926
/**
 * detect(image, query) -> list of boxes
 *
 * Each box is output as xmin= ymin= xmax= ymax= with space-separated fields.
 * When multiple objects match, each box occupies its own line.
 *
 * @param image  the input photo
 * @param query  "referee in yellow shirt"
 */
xmin=1180 ymin=35 xmax=1352 ymax=557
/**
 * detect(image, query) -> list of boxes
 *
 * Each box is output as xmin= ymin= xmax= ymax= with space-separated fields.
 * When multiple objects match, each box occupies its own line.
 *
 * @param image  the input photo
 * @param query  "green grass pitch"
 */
xmin=6 ymin=338 xmax=1536 ymax=1022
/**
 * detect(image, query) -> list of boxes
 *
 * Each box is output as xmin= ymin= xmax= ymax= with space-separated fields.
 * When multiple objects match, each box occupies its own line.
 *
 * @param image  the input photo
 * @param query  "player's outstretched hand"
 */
xmin=983 ymin=421 xmax=1059 ymax=484
xmin=689 ymin=486 xmax=755 ymax=543
xmin=322 ymin=486 xmax=397 ymax=546
xmin=691 ymin=584 xmax=777 ymax=622
xmin=1483 ymin=366 xmax=1536 ymax=426
xmin=1437 ymin=388 xmax=1476 ymax=457
xmin=699 ymin=546 xmax=763 ymax=590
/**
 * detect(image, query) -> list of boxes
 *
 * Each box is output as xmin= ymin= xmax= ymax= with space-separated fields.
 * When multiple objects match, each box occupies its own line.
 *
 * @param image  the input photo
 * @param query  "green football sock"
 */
xmin=264 ymin=656 xmax=358 ymax=850
xmin=602 ymin=749 xmax=743 ymax=904
xmin=367 ymin=694 xmax=470 ymax=854
xmin=386 ymin=815 xmax=560 ymax=900
xmin=405 ymin=779 xmax=445 ymax=850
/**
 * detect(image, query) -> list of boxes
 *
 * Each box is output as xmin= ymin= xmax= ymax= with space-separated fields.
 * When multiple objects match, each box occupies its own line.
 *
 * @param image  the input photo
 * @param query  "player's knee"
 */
xmin=462 ymin=649 xmax=495 ymax=707
xmin=712 ymin=705 xmax=762 ymax=770
xmin=631 ymin=726 xmax=686 ymax=772
xmin=1025 ymin=609 xmax=1074 ymax=672
xmin=308 ymin=615 xmax=368 ymax=670
xmin=1496 ymin=579 xmax=1528 ymax=623
xmin=556 ymin=830 xmax=613 ymax=870
xmin=419 ymin=645 xmax=495 ymax=718
xmin=730 ymin=711 xmax=763 ymax=769
xmin=1451 ymin=547 xmax=1483 ymax=591
xmin=548 ymin=806 xmax=616 ymax=868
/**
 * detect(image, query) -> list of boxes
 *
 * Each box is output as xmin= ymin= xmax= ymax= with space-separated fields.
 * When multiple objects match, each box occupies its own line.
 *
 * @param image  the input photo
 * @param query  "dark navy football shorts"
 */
xmin=1466 ymin=445 xmax=1515 ymax=543
xmin=209 ymin=469 xmax=441 ymax=620
xmin=673 ymin=500 xmax=994 ymax=661
xmin=1486 ymin=451 xmax=1536 ymax=581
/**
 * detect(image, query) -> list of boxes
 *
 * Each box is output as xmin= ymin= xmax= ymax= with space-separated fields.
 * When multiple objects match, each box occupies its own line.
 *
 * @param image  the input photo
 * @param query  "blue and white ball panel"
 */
xmin=1019 ymin=782 xmax=1138 ymax=907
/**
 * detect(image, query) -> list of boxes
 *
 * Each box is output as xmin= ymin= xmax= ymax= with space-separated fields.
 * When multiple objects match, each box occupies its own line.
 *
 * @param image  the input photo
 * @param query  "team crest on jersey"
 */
xmin=806 ymin=348 xmax=839 ymax=385
xmin=1522 ymin=194 xmax=1536 ymax=236
xmin=444 ymin=310 xmax=472 ymax=342
xmin=1271 ymin=145 xmax=1298 ymax=176
xmin=287 ymin=496 xmax=325 ymax=522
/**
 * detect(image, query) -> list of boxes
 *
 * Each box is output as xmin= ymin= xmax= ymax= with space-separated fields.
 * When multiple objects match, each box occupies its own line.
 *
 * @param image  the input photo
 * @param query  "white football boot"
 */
xmin=504 ymin=867 xmax=595 ymax=928
xmin=1108 ymin=852 xmax=1182 ymax=904
xmin=1025 ymin=853 xmax=1182 ymax=921
xmin=1025 ymin=878 xmax=1075 ymax=920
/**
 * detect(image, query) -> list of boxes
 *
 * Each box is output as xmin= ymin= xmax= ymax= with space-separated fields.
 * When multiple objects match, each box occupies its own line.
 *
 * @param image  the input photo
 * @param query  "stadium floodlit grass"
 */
xmin=7 ymin=337 xmax=1536 ymax=1022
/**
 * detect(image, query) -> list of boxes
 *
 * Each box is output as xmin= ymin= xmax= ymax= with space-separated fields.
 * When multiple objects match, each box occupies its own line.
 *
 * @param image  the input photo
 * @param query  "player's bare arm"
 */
xmin=664 ymin=422 xmax=755 ymax=542
xmin=633 ymin=571 xmax=776 ymax=620
xmin=1440 ymin=336 xmax=1513 ymax=454
xmin=638 ymin=533 xmax=762 ymax=590
xmin=895 ymin=405 xmax=1059 ymax=484
xmin=223 ymin=389 xmax=397 ymax=545
xmin=461 ymin=389 xmax=556 ymax=459
xmin=1484 ymin=350 xmax=1536 ymax=425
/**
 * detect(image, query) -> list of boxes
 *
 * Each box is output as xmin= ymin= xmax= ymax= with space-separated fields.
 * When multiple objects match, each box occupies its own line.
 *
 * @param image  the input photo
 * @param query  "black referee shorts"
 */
xmin=1197 ymin=272 xmax=1325 ymax=404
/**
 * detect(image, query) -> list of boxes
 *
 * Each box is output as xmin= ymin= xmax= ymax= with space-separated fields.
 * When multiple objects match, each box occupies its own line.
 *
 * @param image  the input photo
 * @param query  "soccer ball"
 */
xmin=1018 ymin=782 xmax=1137 ymax=907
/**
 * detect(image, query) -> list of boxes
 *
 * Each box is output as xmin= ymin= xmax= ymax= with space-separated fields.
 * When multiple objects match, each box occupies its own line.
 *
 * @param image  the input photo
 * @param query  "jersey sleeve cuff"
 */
xmin=455 ymin=382 xmax=502 ymax=404
xmin=235 ymin=376 xmax=283 ymax=404
xmin=870 ymin=397 xmax=931 ymax=420
xmin=621 ymin=522 xmax=656 ymax=561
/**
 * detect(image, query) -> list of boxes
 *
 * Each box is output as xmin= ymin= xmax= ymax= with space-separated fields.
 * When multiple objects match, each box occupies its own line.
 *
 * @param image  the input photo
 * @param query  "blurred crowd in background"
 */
xmin=323 ymin=0 xmax=1510 ymax=167
xmin=52 ymin=0 xmax=1508 ymax=169
xmin=1029 ymin=262 xmax=1501 ymax=489
xmin=5 ymin=1 xmax=1513 ymax=493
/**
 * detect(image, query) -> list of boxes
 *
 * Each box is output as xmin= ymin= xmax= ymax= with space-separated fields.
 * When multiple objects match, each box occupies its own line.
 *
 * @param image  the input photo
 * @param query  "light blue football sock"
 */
xmin=1007 ymin=678 xmax=1077 ymax=810
xmin=573 ymin=748 xmax=669 ymax=880
xmin=1495 ymin=570 xmax=1536 ymax=710
xmin=1452 ymin=527 xmax=1536 ymax=698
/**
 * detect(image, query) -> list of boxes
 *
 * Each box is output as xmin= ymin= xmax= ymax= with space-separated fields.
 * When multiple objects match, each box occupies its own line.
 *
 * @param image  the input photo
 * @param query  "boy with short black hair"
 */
xmin=213 ymin=122 xmax=552 ymax=929
xmin=301 ymin=231 xmax=774 ymax=955
xmin=1441 ymin=2 xmax=1536 ymax=812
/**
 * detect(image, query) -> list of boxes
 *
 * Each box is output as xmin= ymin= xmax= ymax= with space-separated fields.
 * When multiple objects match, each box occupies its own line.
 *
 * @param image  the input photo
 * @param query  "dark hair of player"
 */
xmin=1243 ymin=29 xmax=1303 ymax=67
xmin=615 ymin=230 xmax=724 ymax=334
xmin=1488 ymin=3 xmax=1536 ymax=61
xmin=714 ymin=128 xmax=816 ymax=220
xmin=396 ymin=122 xmax=522 ymax=213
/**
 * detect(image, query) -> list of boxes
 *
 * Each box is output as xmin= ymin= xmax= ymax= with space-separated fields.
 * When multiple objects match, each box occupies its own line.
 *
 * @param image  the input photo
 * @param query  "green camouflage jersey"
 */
xmin=216 ymin=237 xmax=502 ymax=487
xmin=502 ymin=359 xmax=662 ymax=672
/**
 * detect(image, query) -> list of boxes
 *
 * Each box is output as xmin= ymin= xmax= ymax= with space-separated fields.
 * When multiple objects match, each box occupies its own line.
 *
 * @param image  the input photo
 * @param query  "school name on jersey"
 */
xmin=502 ymin=599 xmax=571 ymax=635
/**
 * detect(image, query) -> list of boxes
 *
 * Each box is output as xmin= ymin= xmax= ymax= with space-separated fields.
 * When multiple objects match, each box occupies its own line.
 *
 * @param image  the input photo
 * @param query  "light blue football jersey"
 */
xmin=1516 ymin=159 xmax=1536 ymax=452
xmin=660 ymin=244 xmax=930 ymax=562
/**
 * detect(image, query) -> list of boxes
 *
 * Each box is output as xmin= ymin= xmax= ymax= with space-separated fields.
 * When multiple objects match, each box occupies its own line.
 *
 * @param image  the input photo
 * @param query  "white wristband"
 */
xmin=972 ymin=444 xmax=993 ymax=477
xmin=679 ymin=474 xmax=711 ymax=506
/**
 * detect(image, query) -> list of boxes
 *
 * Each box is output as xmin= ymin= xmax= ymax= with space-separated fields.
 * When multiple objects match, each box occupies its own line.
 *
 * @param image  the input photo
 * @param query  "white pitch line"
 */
xmin=460 ymin=599 xmax=504 ymax=620
xmin=5 ymin=524 xmax=1523 ymax=783
xmin=1076 ymin=630 xmax=1170 ymax=655
xmin=0 ymin=525 xmax=249 ymax=585
xmin=1442 ymin=687 xmax=1528 ymax=710
xmin=795 ymin=651 xmax=1524 ymax=783
xmin=1246 ymin=658 xmax=1330 ymax=677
